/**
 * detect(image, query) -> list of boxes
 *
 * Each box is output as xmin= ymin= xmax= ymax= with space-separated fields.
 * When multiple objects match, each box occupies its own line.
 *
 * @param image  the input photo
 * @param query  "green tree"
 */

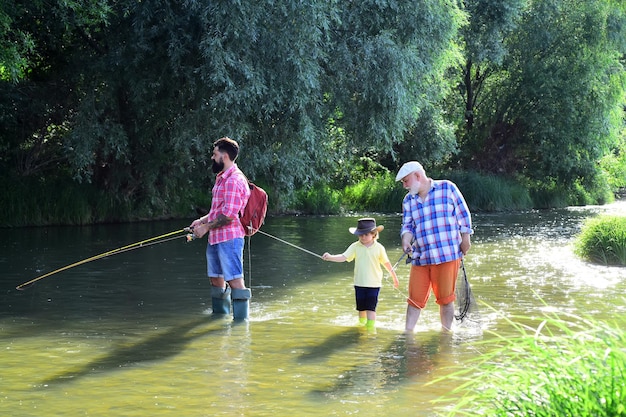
xmin=0 ymin=0 xmax=112 ymax=176
xmin=346 ymin=1 xmax=465 ymax=173
xmin=459 ymin=0 xmax=626 ymax=192
xmin=458 ymin=0 xmax=527 ymax=132
xmin=0 ymin=3 xmax=33 ymax=82
xmin=1 ymin=0 xmax=463 ymax=218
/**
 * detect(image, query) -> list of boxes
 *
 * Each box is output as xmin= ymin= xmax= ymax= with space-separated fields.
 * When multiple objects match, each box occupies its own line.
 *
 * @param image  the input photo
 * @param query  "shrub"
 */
xmin=574 ymin=215 xmax=626 ymax=266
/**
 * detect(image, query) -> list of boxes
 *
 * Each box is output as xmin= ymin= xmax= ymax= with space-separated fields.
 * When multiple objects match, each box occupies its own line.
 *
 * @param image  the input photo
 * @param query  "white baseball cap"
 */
xmin=395 ymin=161 xmax=423 ymax=181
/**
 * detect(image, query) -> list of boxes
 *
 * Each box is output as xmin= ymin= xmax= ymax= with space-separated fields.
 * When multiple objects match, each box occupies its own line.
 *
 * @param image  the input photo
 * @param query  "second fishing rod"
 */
xmin=15 ymin=228 xmax=198 ymax=290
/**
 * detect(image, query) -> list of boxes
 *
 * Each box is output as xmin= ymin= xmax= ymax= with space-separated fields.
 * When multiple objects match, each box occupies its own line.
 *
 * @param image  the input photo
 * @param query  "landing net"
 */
xmin=455 ymin=260 xmax=480 ymax=325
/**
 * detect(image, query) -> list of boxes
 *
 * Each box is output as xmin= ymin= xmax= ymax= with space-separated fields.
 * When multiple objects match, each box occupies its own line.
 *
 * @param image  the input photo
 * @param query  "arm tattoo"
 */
xmin=210 ymin=213 xmax=233 ymax=229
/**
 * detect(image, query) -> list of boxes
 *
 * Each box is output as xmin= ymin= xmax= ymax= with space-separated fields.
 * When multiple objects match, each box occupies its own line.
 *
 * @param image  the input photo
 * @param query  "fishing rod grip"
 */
xmin=186 ymin=223 xmax=209 ymax=239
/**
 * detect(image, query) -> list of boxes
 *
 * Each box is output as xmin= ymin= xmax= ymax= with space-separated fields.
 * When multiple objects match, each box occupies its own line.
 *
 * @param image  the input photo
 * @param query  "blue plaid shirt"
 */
xmin=400 ymin=180 xmax=473 ymax=266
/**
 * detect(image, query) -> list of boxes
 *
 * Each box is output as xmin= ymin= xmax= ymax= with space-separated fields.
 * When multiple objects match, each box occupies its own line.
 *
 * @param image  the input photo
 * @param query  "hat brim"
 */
xmin=395 ymin=161 xmax=422 ymax=181
xmin=349 ymin=225 xmax=384 ymax=235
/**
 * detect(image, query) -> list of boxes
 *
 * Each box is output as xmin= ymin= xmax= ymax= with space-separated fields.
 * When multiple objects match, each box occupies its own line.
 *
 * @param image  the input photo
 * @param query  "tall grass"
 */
xmin=527 ymin=178 xmax=614 ymax=209
xmin=343 ymin=172 xmax=406 ymax=213
xmin=446 ymin=171 xmax=533 ymax=211
xmin=294 ymin=184 xmax=342 ymax=214
xmin=2 ymin=175 xmax=152 ymax=226
xmin=574 ymin=215 xmax=626 ymax=266
xmin=1 ymin=176 xmax=100 ymax=226
xmin=296 ymin=171 xmax=538 ymax=214
xmin=436 ymin=310 xmax=626 ymax=416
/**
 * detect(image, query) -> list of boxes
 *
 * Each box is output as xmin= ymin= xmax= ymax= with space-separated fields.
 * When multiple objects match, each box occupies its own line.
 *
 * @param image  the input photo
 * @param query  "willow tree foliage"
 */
xmin=0 ymin=0 xmax=462 ymax=215
xmin=456 ymin=0 xmax=626 ymax=191
xmin=0 ymin=0 xmax=112 ymax=179
xmin=457 ymin=0 xmax=527 ymax=132
xmin=503 ymin=0 xmax=626 ymax=186
xmin=3 ymin=0 xmax=625 ymax=222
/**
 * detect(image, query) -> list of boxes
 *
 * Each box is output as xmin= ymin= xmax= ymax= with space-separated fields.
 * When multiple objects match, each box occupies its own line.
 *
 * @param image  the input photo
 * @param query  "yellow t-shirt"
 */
xmin=342 ymin=241 xmax=390 ymax=287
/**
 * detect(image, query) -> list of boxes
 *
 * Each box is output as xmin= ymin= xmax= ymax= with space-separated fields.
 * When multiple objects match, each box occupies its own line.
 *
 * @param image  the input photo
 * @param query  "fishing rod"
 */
xmin=254 ymin=226 xmax=476 ymax=324
xmin=392 ymin=251 xmax=409 ymax=271
xmin=16 ymin=228 xmax=189 ymax=290
xmin=253 ymin=227 xmax=442 ymax=317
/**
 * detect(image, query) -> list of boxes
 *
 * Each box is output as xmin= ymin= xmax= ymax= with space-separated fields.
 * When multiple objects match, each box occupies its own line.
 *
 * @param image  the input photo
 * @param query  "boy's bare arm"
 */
xmin=322 ymin=253 xmax=347 ymax=262
xmin=384 ymin=261 xmax=400 ymax=288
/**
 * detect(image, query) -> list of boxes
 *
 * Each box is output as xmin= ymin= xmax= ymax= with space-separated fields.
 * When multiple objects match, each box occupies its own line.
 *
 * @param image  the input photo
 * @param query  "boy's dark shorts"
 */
xmin=354 ymin=286 xmax=380 ymax=312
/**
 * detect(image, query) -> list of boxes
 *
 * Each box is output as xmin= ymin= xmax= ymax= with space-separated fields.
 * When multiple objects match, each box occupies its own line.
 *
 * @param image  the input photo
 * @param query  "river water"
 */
xmin=1 ymin=202 xmax=625 ymax=416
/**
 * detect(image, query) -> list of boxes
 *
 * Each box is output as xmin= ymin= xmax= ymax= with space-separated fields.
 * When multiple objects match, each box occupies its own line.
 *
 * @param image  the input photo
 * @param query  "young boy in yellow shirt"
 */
xmin=323 ymin=218 xmax=399 ymax=329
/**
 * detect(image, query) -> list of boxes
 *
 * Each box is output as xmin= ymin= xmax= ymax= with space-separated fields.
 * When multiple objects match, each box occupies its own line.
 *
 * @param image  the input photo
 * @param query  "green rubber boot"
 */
xmin=231 ymin=288 xmax=251 ymax=321
xmin=211 ymin=286 xmax=231 ymax=315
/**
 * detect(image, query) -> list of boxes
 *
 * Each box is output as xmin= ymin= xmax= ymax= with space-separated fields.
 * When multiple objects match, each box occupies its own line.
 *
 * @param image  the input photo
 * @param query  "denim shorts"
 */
xmin=205 ymin=238 xmax=245 ymax=281
xmin=354 ymin=286 xmax=380 ymax=312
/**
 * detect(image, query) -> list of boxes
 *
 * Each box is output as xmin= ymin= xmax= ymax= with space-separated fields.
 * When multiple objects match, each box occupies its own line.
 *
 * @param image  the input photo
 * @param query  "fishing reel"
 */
xmin=184 ymin=227 xmax=200 ymax=242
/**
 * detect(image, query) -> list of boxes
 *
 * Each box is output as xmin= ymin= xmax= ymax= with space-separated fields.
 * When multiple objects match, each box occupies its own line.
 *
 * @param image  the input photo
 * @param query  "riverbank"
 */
xmin=1 ymin=172 xmax=620 ymax=227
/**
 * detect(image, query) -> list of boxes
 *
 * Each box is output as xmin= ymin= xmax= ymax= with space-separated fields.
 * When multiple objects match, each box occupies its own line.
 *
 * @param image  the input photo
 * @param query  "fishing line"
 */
xmin=16 ymin=228 xmax=189 ymax=290
xmin=252 ymin=228 xmax=323 ymax=259
xmin=246 ymin=234 xmax=253 ymax=289
xmin=384 ymin=251 xmax=415 ymax=302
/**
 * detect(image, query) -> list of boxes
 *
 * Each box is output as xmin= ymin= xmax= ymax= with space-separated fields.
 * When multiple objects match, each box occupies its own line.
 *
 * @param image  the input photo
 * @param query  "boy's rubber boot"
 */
xmin=211 ymin=286 xmax=231 ymax=315
xmin=231 ymin=288 xmax=252 ymax=321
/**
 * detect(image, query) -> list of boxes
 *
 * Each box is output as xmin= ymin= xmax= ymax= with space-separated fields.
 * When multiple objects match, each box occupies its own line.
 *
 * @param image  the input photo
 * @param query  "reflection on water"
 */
xmin=1 ymin=202 xmax=625 ymax=416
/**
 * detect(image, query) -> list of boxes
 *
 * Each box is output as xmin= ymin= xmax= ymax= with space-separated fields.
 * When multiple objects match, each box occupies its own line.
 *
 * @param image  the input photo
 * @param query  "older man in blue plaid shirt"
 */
xmin=396 ymin=161 xmax=473 ymax=333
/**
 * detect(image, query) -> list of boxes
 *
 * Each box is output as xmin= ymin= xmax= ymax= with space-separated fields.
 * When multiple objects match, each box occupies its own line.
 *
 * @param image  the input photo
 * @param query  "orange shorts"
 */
xmin=407 ymin=259 xmax=460 ymax=309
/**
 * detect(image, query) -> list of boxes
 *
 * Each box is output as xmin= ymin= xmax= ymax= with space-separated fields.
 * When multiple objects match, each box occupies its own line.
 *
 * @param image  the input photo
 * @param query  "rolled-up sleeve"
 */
xmin=451 ymin=186 xmax=473 ymax=235
xmin=400 ymin=194 xmax=416 ymax=238
xmin=221 ymin=179 xmax=248 ymax=219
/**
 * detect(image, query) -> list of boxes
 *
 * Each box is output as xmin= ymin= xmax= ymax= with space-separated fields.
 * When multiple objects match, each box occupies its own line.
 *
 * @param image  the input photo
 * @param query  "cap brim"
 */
xmin=349 ymin=225 xmax=384 ymax=235
xmin=395 ymin=162 xmax=422 ymax=181
xmin=395 ymin=167 xmax=412 ymax=181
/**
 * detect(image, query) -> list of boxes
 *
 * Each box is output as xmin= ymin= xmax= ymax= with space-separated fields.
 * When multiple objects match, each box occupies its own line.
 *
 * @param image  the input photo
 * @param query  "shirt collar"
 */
xmin=217 ymin=163 xmax=238 ymax=180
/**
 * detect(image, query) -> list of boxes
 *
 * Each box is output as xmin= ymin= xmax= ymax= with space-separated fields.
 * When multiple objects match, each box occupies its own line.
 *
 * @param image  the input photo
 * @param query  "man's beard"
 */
xmin=408 ymin=183 xmax=420 ymax=196
xmin=211 ymin=159 xmax=224 ymax=173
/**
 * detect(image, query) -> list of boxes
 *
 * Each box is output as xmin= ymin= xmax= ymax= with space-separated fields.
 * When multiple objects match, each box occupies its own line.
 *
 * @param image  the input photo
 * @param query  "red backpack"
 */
xmin=240 ymin=180 xmax=268 ymax=236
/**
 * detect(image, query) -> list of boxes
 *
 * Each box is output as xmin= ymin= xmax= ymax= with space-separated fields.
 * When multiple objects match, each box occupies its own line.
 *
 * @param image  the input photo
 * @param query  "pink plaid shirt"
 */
xmin=207 ymin=164 xmax=251 ymax=245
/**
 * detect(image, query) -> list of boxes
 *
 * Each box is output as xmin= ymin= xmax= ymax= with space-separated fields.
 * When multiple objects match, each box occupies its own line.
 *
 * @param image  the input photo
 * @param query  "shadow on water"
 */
xmin=38 ymin=315 xmax=225 ymax=387
xmin=308 ymin=331 xmax=453 ymax=398
xmin=297 ymin=327 xmax=363 ymax=362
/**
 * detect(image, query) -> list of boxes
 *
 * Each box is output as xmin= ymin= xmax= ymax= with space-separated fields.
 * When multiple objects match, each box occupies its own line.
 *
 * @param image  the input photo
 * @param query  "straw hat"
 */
xmin=349 ymin=218 xmax=384 ymax=235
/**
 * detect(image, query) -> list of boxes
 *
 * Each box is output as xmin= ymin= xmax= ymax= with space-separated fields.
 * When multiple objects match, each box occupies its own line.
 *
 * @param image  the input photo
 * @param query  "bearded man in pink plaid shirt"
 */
xmin=396 ymin=161 xmax=473 ymax=333
xmin=189 ymin=137 xmax=251 ymax=319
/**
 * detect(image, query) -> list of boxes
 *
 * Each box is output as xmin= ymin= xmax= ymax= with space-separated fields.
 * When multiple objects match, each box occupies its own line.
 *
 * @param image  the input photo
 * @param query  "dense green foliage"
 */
xmin=575 ymin=215 xmax=626 ymax=266
xmin=1 ymin=0 xmax=625 ymax=225
xmin=457 ymin=0 xmax=626 ymax=186
xmin=438 ymin=313 xmax=626 ymax=416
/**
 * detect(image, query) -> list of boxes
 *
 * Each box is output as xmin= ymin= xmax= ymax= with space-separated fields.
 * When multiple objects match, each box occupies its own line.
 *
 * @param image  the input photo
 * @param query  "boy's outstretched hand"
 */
xmin=392 ymin=273 xmax=399 ymax=289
